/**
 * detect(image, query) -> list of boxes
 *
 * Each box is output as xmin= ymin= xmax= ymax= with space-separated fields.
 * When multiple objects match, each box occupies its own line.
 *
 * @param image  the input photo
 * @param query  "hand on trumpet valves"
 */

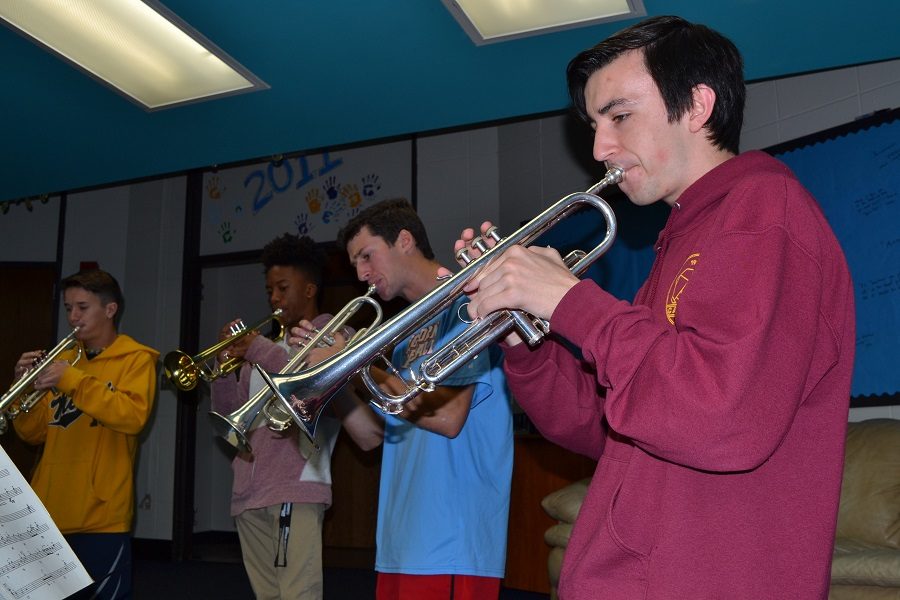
xmin=31 ymin=359 xmax=69 ymax=391
xmin=287 ymin=320 xmax=316 ymax=348
xmin=217 ymin=318 xmax=257 ymax=363
xmin=448 ymin=220 xmax=579 ymax=325
xmin=13 ymin=350 xmax=43 ymax=380
xmin=288 ymin=320 xmax=348 ymax=366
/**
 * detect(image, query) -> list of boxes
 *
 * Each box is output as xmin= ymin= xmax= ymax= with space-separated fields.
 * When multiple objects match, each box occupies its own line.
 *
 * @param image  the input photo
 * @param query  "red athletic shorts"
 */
xmin=376 ymin=572 xmax=501 ymax=600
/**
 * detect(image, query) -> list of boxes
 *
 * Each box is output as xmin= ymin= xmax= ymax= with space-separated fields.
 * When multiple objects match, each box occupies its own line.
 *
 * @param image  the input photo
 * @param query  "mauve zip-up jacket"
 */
xmin=210 ymin=313 xmax=336 ymax=516
xmin=504 ymin=151 xmax=855 ymax=599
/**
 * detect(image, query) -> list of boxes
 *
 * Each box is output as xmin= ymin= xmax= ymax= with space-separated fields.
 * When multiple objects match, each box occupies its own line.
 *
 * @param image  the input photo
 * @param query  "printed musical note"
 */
xmin=0 ymin=504 xmax=34 ymax=525
xmin=0 ymin=542 xmax=63 ymax=576
xmin=4 ymin=560 xmax=79 ymax=599
xmin=0 ymin=446 xmax=91 ymax=600
xmin=0 ymin=486 xmax=23 ymax=505
xmin=0 ymin=523 xmax=49 ymax=548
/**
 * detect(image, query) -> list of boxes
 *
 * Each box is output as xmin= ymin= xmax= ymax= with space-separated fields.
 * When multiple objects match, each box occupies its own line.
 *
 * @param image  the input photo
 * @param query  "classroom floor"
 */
xmin=132 ymin=537 xmax=552 ymax=600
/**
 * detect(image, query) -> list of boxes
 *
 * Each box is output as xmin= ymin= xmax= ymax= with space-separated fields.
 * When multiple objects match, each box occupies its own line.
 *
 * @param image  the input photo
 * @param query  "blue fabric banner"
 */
xmin=776 ymin=118 xmax=900 ymax=397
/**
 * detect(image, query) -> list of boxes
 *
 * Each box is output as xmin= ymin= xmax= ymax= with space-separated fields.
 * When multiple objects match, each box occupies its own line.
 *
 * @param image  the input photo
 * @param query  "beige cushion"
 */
xmin=541 ymin=419 xmax=900 ymax=597
xmin=547 ymin=547 xmax=565 ymax=587
xmin=544 ymin=523 xmax=573 ymax=549
xmin=543 ymin=479 xmax=589 ymax=596
xmin=832 ymin=538 xmax=900 ymax=586
xmin=541 ymin=478 xmax=590 ymax=524
xmin=828 ymin=585 xmax=900 ymax=600
xmin=836 ymin=419 xmax=900 ymax=549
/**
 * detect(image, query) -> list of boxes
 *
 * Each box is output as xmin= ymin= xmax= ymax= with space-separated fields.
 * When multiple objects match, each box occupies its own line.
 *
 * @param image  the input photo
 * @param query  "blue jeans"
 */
xmin=65 ymin=532 xmax=132 ymax=600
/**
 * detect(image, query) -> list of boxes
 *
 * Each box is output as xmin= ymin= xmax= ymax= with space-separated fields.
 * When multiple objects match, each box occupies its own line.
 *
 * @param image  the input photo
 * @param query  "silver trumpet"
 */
xmin=209 ymin=286 xmax=382 ymax=453
xmin=0 ymin=328 xmax=83 ymax=434
xmin=257 ymin=166 xmax=622 ymax=443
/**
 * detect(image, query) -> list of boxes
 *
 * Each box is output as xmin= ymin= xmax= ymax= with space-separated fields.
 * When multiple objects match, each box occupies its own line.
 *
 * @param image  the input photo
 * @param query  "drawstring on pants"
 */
xmin=274 ymin=502 xmax=292 ymax=567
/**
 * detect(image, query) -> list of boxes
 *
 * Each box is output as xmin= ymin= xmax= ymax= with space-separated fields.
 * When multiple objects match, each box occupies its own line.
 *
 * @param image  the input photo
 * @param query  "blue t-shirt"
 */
xmin=375 ymin=296 xmax=514 ymax=577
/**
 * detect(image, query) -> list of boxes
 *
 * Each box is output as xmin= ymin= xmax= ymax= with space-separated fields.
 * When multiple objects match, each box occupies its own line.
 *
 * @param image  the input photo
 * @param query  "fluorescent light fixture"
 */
xmin=442 ymin=0 xmax=646 ymax=45
xmin=0 ymin=0 xmax=268 ymax=110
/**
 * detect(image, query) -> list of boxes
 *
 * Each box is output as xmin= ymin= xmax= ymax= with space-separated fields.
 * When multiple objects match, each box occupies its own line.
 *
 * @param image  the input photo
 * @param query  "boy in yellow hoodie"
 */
xmin=12 ymin=269 xmax=158 ymax=600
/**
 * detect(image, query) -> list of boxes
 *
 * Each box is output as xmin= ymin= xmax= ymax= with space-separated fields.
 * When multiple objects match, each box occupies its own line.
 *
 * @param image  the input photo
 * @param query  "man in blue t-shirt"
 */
xmin=337 ymin=199 xmax=513 ymax=600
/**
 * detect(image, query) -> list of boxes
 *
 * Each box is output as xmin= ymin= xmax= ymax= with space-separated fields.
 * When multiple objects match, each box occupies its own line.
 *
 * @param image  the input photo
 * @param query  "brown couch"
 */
xmin=541 ymin=418 xmax=900 ymax=600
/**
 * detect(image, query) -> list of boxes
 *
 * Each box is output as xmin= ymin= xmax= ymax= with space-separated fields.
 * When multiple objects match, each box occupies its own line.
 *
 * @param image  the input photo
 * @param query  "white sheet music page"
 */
xmin=0 ymin=445 xmax=92 ymax=600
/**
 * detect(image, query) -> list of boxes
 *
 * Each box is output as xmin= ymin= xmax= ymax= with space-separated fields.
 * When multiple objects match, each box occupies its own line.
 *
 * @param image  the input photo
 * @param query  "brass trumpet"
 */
xmin=163 ymin=310 xmax=285 ymax=392
xmin=209 ymin=286 xmax=382 ymax=453
xmin=0 ymin=328 xmax=83 ymax=434
xmin=257 ymin=167 xmax=623 ymax=443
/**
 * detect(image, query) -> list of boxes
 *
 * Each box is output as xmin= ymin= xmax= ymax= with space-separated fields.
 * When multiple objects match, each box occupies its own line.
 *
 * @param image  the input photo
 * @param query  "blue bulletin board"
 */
xmin=200 ymin=141 xmax=412 ymax=255
xmin=770 ymin=109 xmax=900 ymax=400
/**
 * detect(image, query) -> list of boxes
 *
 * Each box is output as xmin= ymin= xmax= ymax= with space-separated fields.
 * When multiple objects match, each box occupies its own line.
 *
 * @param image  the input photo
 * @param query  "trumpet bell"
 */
xmin=255 ymin=366 xmax=321 ymax=441
xmin=208 ymin=409 xmax=254 ymax=453
xmin=163 ymin=350 xmax=200 ymax=391
xmin=164 ymin=309 xmax=285 ymax=391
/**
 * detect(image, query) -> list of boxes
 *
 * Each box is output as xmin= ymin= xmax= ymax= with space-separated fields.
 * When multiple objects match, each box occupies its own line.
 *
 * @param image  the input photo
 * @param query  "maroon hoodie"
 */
xmin=504 ymin=151 xmax=855 ymax=599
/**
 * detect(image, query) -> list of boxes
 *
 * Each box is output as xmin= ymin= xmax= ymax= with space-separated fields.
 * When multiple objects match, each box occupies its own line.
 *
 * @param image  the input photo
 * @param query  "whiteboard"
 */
xmin=200 ymin=141 xmax=412 ymax=255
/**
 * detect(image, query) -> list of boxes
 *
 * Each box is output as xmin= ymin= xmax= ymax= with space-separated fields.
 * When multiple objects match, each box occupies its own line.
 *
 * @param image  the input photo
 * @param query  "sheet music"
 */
xmin=0 ymin=446 xmax=91 ymax=600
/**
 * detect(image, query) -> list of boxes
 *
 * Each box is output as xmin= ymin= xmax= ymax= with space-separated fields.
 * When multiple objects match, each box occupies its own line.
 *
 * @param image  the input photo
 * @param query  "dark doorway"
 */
xmin=0 ymin=263 xmax=58 ymax=478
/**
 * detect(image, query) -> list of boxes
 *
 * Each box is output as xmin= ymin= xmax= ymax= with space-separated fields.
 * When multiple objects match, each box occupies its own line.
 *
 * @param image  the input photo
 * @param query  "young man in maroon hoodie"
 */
xmin=453 ymin=15 xmax=855 ymax=600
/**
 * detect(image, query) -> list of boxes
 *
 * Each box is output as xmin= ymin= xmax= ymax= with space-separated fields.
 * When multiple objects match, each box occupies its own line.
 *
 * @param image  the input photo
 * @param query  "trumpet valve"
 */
xmin=308 ymin=327 xmax=336 ymax=347
xmin=471 ymin=236 xmax=490 ymax=254
xmin=228 ymin=320 xmax=247 ymax=337
xmin=455 ymin=247 xmax=474 ymax=265
xmin=32 ymin=352 xmax=47 ymax=369
xmin=483 ymin=226 xmax=501 ymax=243
xmin=456 ymin=225 xmax=502 ymax=265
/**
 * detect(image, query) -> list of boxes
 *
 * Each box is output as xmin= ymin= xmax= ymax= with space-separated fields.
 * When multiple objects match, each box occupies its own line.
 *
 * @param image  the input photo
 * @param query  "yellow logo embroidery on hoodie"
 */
xmin=666 ymin=253 xmax=700 ymax=325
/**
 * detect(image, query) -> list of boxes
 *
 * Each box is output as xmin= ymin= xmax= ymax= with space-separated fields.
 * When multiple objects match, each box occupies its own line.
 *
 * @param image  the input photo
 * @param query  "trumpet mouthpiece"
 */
xmin=586 ymin=166 xmax=624 ymax=195
xmin=606 ymin=166 xmax=625 ymax=184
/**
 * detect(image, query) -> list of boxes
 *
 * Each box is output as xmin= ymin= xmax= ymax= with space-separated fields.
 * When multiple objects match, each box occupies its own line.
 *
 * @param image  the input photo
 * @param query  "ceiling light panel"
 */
xmin=0 ymin=0 xmax=268 ymax=110
xmin=443 ymin=0 xmax=646 ymax=45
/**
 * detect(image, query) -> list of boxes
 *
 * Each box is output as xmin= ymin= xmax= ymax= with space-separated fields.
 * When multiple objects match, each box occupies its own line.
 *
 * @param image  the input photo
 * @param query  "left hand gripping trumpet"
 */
xmin=257 ymin=167 xmax=623 ymax=444
xmin=0 ymin=328 xmax=82 ymax=434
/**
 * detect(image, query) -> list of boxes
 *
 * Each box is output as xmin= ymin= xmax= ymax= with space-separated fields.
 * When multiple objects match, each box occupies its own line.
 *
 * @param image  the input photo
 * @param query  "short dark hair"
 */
xmin=61 ymin=269 xmax=125 ymax=328
xmin=260 ymin=234 xmax=325 ymax=289
xmin=337 ymin=199 xmax=434 ymax=260
xmin=567 ymin=15 xmax=745 ymax=154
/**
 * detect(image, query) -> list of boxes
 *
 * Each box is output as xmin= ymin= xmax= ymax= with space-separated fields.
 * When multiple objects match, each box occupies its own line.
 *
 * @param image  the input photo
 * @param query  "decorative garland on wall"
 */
xmin=0 ymin=194 xmax=50 ymax=215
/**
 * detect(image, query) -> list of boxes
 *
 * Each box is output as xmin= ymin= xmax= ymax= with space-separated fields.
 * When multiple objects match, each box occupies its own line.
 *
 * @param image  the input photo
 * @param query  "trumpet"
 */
xmin=164 ymin=309 xmax=285 ymax=391
xmin=209 ymin=286 xmax=383 ymax=453
xmin=0 ymin=328 xmax=83 ymax=434
xmin=256 ymin=167 xmax=623 ymax=443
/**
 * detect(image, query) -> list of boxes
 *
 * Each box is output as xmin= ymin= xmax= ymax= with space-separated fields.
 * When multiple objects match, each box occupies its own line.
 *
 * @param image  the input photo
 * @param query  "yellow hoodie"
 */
xmin=14 ymin=334 xmax=158 ymax=533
